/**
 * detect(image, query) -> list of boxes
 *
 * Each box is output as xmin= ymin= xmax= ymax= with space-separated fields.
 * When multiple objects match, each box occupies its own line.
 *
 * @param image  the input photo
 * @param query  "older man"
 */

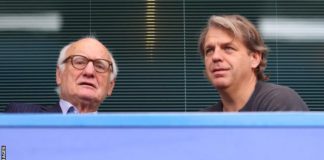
xmin=6 ymin=36 xmax=118 ymax=114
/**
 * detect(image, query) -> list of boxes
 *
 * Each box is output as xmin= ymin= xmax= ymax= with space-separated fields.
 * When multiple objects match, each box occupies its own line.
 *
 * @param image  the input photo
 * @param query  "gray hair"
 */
xmin=198 ymin=15 xmax=268 ymax=81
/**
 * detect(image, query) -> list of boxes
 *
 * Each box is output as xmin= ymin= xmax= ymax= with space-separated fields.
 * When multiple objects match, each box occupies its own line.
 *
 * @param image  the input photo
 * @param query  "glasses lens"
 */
xmin=68 ymin=55 xmax=112 ymax=73
xmin=72 ymin=56 xmax=88 ymax=70
xmin=94 ymin=60 xmax=110 ymax=73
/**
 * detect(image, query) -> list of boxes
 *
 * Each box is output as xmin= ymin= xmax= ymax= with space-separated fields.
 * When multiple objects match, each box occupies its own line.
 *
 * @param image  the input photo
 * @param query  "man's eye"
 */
xmin=226 ymin=47 xmax=234 ymax=50
xmin=205 ymin=48 xmax=213 ymax=56
xmin=224 ymin=46 xmax=235 ymax=52
xmin=95 ymin=63 xmax=106 ymax=70
xmin=74 ymin=59 xmax=87 ymax=65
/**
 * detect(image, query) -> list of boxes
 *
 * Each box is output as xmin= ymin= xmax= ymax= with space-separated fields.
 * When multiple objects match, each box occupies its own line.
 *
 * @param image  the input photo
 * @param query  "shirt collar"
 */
xmin=60 ymin=99 xmax=78 ymax=114
xmin=59 ymin=99 xmax=98 ymax=114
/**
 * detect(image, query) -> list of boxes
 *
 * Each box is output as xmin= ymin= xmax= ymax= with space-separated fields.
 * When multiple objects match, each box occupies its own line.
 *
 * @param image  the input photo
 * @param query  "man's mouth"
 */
xmin=211 ymin=68 xmax=229 ymax=78
xmin=212 ymin=68 xmax=229 ymax=72
xmin=78 ymin=82 xmax=97 ymax=88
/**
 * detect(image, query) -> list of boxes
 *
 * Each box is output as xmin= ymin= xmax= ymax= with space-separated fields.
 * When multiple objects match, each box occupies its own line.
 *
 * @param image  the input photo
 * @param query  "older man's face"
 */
xmin=56 ymin=38 xmax=115 ymax=105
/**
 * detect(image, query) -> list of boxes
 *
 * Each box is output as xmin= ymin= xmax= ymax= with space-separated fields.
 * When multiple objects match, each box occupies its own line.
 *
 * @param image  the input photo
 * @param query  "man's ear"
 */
xmin=56 ymin=66 xmax=62 ymax=86
xmin=250 ymin=52 xmax=261 ymax=69
xmin=107 ymin=79 xmax=115 ymax=96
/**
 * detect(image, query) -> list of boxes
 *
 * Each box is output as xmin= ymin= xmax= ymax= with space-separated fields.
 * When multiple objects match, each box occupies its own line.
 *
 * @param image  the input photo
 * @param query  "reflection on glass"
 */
xmin=146 ymin=0 xmax=156 ymax=53
xmin=260 ymin=17 xmax=324 ymax=41
xmin=0 ymin=12 xmax=62 ymax=32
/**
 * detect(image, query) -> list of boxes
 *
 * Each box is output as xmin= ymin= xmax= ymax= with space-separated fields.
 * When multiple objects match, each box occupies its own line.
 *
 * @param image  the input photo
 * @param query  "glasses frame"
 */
xmin=62 ymin=55 xmax=113 ymax=73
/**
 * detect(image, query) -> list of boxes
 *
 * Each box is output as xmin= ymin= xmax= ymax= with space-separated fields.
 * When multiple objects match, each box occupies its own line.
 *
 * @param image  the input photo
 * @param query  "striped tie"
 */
xmin=67 ymin=106 xmax=75 ymax=114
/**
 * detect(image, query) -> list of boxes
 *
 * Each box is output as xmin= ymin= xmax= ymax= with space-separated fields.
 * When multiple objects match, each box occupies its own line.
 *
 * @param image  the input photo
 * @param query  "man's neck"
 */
xmin=219 ymin=78 xmax=257 ymax=112
xmin=75 ymin=101 xmax=99 ymax=113
xmin=61 ymin=97 xmax=99 ymax=113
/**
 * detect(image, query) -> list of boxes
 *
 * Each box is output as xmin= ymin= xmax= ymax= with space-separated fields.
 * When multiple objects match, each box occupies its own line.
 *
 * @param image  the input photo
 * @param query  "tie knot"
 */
xmin=67 ymin=106 xmax=75 ymax=114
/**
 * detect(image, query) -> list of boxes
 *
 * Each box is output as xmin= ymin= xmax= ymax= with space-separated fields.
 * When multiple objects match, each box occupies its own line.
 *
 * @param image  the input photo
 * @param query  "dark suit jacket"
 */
xmin=5 ymin=102 xmax=62 ymax=113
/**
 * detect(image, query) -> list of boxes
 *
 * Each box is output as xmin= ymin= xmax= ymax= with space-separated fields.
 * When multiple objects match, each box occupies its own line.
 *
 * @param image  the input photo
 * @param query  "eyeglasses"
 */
xmin=62 ymin=55 xmax=113 ymax=73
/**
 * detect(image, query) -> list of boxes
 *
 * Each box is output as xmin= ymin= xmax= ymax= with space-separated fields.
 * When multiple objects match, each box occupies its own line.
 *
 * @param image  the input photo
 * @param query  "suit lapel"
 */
xmin=40 ymin=103 xmax=62 ymax=113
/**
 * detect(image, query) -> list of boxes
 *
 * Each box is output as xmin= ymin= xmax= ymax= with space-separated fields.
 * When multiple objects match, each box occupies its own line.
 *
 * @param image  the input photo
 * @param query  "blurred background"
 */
xmin=0 ymin=0 xmax=323 ymax=112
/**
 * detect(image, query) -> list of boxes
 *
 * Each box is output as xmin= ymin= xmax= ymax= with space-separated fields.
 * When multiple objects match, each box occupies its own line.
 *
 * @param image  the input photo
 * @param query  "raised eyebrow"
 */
xmin=221 ymin=42 xmax=232 ymax=46
xmin=204 ymin=43 xmax=215 ymax=50
xmin=94 ymin=59 xmax=110 ymax=65
xmin=220 ymin=42 xmax=237 ymax=48
xmin=90 ymin=58 xmax=106 ymax=62
xmin=96 ymin=59 xmax=111 ymax=63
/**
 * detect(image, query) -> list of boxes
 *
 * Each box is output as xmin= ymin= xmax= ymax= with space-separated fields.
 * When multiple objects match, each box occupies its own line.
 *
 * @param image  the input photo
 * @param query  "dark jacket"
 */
xmin=5 ymin=102 xmax=62 ymax=113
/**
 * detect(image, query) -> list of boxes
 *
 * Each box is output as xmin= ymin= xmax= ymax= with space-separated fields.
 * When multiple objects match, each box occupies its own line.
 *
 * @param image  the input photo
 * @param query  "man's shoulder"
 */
xmin=5 ymin=102 xmax=45 ymax=113
xmin=5 ymin=102 xmax=62 ymax=113
xmin=253 ymin=81 xmax=308 ymax=111
xmin=257 ymin=81 xmax=299 ymax=96
xmin=201 ymin=102 xmax=223 ymax=112
xmin=258 ymin=81 xmax=289 ymax=89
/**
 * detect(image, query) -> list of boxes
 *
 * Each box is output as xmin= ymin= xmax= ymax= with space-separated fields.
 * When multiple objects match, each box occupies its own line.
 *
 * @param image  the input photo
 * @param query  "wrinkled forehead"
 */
xmin=205 ymin=26 xmax=243 ymax=45
xmin=67 ymin=38 xmax=111 ymax=60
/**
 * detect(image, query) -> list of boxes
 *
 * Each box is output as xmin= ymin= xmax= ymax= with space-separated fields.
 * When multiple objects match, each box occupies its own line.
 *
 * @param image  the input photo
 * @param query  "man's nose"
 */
xmin=82 ymin=61 xmax=96 ymax=76
xmin=211 ymin=48 xmax=223 ymax=62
